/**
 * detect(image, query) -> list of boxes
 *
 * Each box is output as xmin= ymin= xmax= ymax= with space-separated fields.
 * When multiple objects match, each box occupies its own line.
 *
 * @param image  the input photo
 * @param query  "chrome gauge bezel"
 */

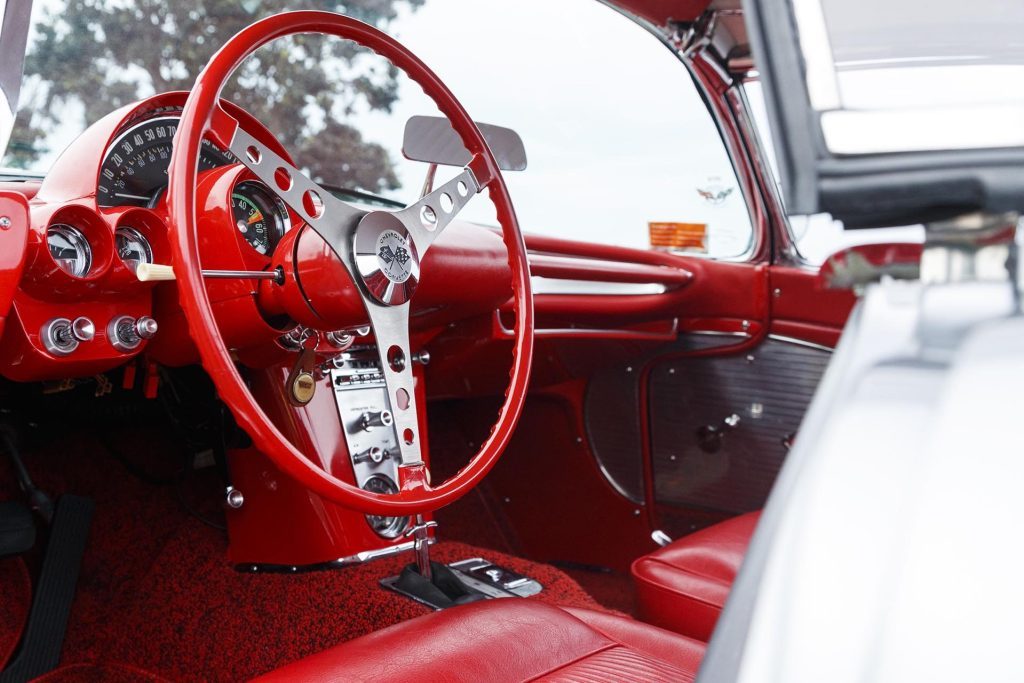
xmin=114 ymin=226 xmax=154 ymax=272
xmin=46 ymin=224 xmax=93 ymax=278
xmin=362 ymin=474 xmax=409 ymax=539
xmin=231 ymin=179 xmax=291 ymax=255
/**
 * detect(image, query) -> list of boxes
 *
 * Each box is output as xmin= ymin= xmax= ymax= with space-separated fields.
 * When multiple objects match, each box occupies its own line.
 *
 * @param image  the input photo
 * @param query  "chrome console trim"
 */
xmin=236 ymin=538 xmax=434 ymax=574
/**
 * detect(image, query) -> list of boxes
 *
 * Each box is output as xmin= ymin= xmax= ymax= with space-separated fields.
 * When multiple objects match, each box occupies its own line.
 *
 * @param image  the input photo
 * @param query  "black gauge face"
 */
xmin=362 ymin=475 xmax=408 ymax=538
xmin=115 ymin=227 xmax=153 ymax=272
xmin=97 ymin=115 xmax=235 ymax=208
xmin=47 ymin=224 xmax=92 ymax=277
xmin=231 ymin=180 xmax=289 ymax=255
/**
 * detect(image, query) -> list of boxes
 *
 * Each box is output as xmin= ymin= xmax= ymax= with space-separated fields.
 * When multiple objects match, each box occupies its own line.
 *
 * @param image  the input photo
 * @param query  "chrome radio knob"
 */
xmin=109 ymin=315 xmax=150 ymax=352
xmin=325 ymin=330 xmax=354 ymax=349
xmin=135 ymin=316 xmax=158 ymax=339
xmin=71 ymin=316 xmax=95 ymax=342
xmin=360 ymin=410 xmax=393 ymax=431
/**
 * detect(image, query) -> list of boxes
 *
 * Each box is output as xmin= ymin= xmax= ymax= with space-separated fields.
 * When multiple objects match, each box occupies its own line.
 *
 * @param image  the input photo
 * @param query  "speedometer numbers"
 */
xmin=99 ymin=114 xmax=289 ymax=257
xmin=97 ymin=115 xmax=234 ymax=208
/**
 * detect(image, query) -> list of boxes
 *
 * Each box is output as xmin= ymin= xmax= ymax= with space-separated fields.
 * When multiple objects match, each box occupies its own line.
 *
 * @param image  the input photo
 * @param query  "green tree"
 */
xmin=4 ymin=0 xmax=423 ymax=194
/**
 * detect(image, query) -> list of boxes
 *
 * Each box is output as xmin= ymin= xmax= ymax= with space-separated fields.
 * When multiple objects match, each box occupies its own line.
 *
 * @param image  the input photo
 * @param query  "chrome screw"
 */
xmin=0 ymin=216 xmax=10 ymax=230
xmin=225 ymin=486 xmax=245 ymax=509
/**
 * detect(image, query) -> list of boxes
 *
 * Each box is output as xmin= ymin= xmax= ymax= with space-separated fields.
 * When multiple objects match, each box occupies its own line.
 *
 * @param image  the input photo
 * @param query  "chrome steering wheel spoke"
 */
xmin=228 ymin=126 xmax=365 ymax=264
xmin=393 ymin=166 xmax=480 ymax=255
xmin=364 ymin=301 xmax=424 ymax=468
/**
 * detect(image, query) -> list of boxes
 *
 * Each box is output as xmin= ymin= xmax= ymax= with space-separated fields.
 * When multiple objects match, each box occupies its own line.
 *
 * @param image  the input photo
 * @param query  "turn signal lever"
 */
xmin=136 ymin=263 xmax=284 ymax=285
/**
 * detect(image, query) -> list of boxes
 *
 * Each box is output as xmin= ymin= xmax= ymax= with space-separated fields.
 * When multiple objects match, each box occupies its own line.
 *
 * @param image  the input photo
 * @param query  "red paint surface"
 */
xmin=769 ymin=265 xmax=857 ymax=347
xmin=0 ymin=192 xmax=29 ymax=341
xmin=609 ymin=0 xmax=712 ymax=26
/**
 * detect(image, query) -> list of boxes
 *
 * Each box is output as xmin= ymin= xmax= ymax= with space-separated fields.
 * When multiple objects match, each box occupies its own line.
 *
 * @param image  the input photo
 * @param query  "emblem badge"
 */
xmin=376 ymin=230 xmax=414 ymax=284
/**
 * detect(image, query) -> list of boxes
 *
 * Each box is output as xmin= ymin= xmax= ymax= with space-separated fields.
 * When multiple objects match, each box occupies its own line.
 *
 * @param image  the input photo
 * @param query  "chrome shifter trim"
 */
xmin=237 ymin=538 xmax=435 ymax=574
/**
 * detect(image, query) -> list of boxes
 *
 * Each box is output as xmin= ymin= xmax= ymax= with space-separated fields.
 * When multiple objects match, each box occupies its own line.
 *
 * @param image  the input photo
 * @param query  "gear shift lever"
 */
xmin=385 ymin=516 xmax=486 ymax=609
xmin=405 ymin=514 xmax=438 ymax=580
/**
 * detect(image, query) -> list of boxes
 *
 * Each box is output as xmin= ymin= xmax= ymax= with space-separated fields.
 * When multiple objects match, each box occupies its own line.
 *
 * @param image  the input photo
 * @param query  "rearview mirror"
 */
xmin=402 ymin=115 xmax=527 ymax=172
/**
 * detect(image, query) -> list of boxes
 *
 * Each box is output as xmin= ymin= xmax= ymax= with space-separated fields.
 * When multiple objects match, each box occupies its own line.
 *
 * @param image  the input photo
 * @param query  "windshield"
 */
xmin=4 ymin=0 xmax=755 ymax=257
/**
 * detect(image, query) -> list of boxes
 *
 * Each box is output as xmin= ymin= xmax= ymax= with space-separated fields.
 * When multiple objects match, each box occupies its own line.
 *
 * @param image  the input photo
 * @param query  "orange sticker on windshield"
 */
xmin=648 ymin=222 xmax=707 ymax=252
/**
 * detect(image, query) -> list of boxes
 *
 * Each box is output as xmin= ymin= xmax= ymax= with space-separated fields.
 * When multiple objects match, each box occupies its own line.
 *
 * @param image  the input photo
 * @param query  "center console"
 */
xmin=329 ymin=345 xmax=410 ymax=539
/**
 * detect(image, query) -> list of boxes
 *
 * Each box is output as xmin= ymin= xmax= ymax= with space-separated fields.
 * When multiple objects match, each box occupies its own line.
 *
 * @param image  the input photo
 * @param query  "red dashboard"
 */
xmin=0 ymin=92 xmax=537 ymax=381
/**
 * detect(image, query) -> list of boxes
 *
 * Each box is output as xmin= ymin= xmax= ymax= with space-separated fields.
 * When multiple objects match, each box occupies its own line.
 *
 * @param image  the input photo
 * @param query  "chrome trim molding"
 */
xmin=530 ymin=276 xmax=666 ymax=296
xmin=236 ymin=538 xmax=434 ymax=574
xmin=767 ymin=333 xmax=834 ymax=353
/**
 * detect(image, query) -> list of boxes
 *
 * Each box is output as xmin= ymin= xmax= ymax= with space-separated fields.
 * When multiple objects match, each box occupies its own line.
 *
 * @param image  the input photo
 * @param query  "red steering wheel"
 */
xmin=166 ymin=11 xmax=533 ymax=515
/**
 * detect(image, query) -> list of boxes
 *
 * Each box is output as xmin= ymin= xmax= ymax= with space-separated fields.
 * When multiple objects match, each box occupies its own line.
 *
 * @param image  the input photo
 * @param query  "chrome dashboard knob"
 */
xmin=135 ymin=316 xmax=158 ymax=339
xmin=41 ymin=318 xmax=78 ymax=356
xmin=360 ymin=410 xmax=393 ymax=431
xmin=325 ymin=330 xmax=354 ymax=349
xmin=71 ymin=316 xmax=95 ymax=342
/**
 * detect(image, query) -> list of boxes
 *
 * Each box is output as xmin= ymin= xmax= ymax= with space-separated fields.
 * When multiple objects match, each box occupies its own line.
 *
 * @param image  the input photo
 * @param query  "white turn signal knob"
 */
xmin=136 ymin=263 xmax=176 ymax=282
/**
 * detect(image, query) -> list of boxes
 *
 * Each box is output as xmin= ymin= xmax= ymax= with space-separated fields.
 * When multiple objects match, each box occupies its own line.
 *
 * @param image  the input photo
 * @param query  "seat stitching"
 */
xmin=638 ymin=556 xmax=736 ymax=585
xmin=523 ymin=642 xmax=619 ymax=682
xmin=635 ymin=572 xmax=728 ymax=610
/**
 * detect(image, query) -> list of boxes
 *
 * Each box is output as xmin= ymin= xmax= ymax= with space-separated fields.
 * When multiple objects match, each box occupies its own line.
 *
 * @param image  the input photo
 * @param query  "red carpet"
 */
xmin=2 ymin=425 xmax=607 ymax=681
xmin=33 ymin=662 xmax=169 ymax=682
xmin=0 ymin=556 xmax=31 ymax=669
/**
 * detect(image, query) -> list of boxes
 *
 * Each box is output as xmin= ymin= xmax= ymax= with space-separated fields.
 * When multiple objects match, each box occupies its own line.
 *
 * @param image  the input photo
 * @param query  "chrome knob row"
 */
xmin=42 ymin=314 xmax=157 ymax=357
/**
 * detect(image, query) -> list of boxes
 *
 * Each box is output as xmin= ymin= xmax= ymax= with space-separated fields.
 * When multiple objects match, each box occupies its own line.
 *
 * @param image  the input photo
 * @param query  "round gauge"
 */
xmin=362 ymin=475 xmax=409 ymax=539
xmin=115 ymin=227 xmax=153 ymax=272
xmin=97 ymin=115 xmax=235 ymax=208
xmin=46 ymin=224 xmax=92 ymax=277
xmin=231 ymin=180 xmax=289 ymax=255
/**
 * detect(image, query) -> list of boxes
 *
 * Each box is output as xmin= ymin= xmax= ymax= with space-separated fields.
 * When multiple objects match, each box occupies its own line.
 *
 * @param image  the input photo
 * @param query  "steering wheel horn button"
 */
xmin=354 ymin=211 xmax=420 ymax=305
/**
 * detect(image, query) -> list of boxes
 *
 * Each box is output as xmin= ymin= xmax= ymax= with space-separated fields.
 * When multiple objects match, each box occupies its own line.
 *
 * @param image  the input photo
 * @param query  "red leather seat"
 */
xmin=255 ymin=599 xmax=704 ymax=682
xmin=632 ymin=511 xmax=760 ymax=641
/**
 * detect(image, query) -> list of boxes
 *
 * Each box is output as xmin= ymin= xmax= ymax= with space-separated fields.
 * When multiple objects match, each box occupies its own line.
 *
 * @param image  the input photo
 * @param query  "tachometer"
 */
xmin=97 ymin=115 xmax=235 ymax=208
xmin=231 ymin=180 xmax=289 ymax=255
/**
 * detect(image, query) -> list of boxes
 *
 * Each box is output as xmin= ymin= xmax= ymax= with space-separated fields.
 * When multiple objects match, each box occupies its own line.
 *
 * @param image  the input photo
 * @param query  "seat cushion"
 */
xmin=254 ymin=599 xmax=704 ymax=682
xmin=632 ymin=511 xmax=760 ymax=641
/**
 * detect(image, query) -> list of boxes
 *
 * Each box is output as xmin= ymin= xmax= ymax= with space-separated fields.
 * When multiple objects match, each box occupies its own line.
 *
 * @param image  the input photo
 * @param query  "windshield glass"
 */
xmin=4 ymin=0 xmax=754 ymax=257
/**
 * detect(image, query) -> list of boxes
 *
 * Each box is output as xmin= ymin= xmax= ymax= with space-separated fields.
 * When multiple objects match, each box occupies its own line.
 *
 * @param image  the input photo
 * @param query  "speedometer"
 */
xmin=97 ymin=115 xmax=235 ymax=208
